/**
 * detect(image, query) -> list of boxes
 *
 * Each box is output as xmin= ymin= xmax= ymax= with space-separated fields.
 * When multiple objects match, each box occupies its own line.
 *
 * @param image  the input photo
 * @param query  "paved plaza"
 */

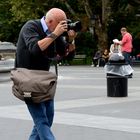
xmin=0 ymin=65 xmax=140 ymax=140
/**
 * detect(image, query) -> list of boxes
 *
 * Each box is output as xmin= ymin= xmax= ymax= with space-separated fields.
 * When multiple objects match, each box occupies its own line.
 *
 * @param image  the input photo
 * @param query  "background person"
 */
xmin=109 ymin=39 xmax=122 ymax=55
xmin=15 ymin=8 xmax=77 ymax=140
xmin=91 ymin=50 xmax=101 ymax=67
xmin=119 ymin=27 xmax=133 ymax=64
xmin=100 ymin=49 xmax=109 ymax=66
xmin=109 ymin=39 xmax=124 ymax=61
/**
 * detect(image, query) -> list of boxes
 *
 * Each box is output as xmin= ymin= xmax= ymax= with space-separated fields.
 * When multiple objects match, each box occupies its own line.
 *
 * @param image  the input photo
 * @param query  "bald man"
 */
xmin=16 ymin=8 xmax=77 ymax=140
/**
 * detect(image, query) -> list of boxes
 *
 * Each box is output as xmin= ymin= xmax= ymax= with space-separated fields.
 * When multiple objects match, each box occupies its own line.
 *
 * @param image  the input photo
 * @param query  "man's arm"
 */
xmin=38 ymin=20 xmax=68 ymax=51
xmin=37 ymin=32 xmax=58 ymax=51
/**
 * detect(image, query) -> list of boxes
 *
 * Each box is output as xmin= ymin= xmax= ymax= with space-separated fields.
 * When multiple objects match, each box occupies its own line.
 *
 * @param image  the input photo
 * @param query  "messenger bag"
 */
xmin=10 ymin=68 xmax=57 ymax=103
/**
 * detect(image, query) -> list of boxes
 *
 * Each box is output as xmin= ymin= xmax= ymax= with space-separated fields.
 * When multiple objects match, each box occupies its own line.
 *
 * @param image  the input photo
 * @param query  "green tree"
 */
xmin=0 ymin=0 xmax=13 ymax=41
xmin=0 ymin=0 xmax=66 ymax=42
xmin=0 ymin=0 xmax=140 ymax=53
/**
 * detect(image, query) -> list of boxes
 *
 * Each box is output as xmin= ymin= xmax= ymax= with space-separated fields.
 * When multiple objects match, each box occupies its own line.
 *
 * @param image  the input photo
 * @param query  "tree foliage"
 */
xmin=0 ymin=0 xmax=140 ymax=54
xmin=10 ymin=0 xmax=63 ymax=22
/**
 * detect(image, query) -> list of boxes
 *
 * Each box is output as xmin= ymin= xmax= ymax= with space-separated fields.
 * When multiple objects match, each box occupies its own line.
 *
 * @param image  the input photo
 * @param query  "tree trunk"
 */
xmin=95 ymin=0 xmax=111 ymax=51
xmin=83 ymin=0 xmax=111 ymax=51
xmin=59 ymin=0 xmax=111 ymax=51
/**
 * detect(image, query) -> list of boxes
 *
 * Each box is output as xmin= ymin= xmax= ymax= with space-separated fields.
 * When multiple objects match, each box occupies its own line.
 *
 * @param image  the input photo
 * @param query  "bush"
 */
xmin=74 ymin=31 xmax=97 ymax=64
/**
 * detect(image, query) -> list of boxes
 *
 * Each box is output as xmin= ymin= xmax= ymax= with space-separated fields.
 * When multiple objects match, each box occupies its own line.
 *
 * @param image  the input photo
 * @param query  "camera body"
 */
xmin=67 ymin=20 xmax=82 ymax=32
xmin=61 ymin=20 xmax=82 ymax=36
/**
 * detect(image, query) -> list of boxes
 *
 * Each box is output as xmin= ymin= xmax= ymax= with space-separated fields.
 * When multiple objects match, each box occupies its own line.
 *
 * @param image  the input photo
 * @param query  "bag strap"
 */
xmin=53 ymin=41 xmax=58 ymax=76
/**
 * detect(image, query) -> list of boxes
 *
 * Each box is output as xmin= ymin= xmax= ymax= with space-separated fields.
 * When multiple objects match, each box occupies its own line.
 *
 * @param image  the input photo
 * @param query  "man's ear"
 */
xmin=49 ymin=20 xmax=53 ymax=23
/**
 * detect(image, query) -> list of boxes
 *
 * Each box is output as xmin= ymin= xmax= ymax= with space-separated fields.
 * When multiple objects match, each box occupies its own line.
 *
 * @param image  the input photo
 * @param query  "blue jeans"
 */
xmin=122 ymin=51 xmax=131 ymax=65
xmin=26 ymin=100 xmax=55 ymax=140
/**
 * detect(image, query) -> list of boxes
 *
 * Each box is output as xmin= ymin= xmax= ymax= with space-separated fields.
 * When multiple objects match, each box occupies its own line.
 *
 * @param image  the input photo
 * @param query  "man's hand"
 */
xmin=68 ymin=43 xmax=75 ymax=52
xmin=53 ymin=20 xmax=68 ymax=36
xmin=67 ymin=30 xmax=77 ymax=43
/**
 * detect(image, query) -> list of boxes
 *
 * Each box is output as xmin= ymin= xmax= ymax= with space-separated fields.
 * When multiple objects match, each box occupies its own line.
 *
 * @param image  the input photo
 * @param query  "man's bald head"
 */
xmin=46 ymin=8 xmax=67 ymax=22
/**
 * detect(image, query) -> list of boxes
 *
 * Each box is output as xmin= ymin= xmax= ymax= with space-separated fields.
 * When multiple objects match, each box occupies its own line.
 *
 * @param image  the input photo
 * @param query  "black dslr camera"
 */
xmin=61 ymin=20 xmax=82 ymax=36
xmin=67 ymin=19 xmax=82 ymax=32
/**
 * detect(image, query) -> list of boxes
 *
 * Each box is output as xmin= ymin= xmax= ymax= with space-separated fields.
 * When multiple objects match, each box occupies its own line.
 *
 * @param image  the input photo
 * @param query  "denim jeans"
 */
xmin=122 ymin=51 xmax=131 ymax=65
xmin=26 ymin=100 xmax=55 ymax=140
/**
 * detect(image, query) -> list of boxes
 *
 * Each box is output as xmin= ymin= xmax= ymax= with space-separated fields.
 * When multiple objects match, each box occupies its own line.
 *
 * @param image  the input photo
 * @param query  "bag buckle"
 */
xmin=23 ymin=92 xmax=31 ymax=98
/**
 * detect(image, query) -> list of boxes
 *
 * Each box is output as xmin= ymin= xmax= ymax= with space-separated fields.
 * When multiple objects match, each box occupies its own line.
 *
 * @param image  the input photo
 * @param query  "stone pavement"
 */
xmin=0 ymin=66 xmax=140 ymax=140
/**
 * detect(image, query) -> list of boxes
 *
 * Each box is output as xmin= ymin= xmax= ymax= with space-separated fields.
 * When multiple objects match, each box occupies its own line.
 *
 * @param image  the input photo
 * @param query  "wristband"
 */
xmin=47 ymin=33 xmax=58 ymax=40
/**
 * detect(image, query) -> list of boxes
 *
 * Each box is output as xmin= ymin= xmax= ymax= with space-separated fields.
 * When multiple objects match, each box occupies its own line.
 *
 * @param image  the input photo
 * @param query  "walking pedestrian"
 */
xmin=15 ymin=8 xmax=77 ymax=140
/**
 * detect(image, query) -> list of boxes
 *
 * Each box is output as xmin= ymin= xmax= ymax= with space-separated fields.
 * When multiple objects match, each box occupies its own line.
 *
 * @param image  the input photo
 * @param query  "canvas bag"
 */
xmin=10 ymin=68 xmax=57 ymax=103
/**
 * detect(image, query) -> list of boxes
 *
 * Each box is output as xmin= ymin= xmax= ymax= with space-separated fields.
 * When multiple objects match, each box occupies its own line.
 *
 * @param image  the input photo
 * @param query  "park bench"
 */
xmin=73 ymin=54 xmax=87 ymax=64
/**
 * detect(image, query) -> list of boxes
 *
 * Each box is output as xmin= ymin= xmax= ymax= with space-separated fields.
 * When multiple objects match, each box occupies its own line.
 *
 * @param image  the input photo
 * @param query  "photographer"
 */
xmin=15 ymin=8 xmax=77 ymax=140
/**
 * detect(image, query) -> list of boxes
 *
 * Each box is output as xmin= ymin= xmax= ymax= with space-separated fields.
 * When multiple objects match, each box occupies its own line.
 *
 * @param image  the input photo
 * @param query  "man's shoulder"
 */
xmin=122 ymin=33 xmax=130 ymax=40
xmin=26 ymin=19 xmax=41 ymax=27
xmin=125 ymin=32 xmax=132 ymax=38
xmin=22 ymin=19 xmax=43 ymax=34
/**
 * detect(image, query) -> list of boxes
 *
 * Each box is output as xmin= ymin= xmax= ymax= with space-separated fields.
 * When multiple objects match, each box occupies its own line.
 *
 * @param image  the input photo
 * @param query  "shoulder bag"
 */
xmin=11 ymin=68 xmax=57 ymax=103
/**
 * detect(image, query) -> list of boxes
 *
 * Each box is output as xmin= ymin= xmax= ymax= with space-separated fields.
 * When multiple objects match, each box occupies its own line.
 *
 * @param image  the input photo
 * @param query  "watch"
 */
xmin=47 ymin=33 xmax=58 ymax=40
